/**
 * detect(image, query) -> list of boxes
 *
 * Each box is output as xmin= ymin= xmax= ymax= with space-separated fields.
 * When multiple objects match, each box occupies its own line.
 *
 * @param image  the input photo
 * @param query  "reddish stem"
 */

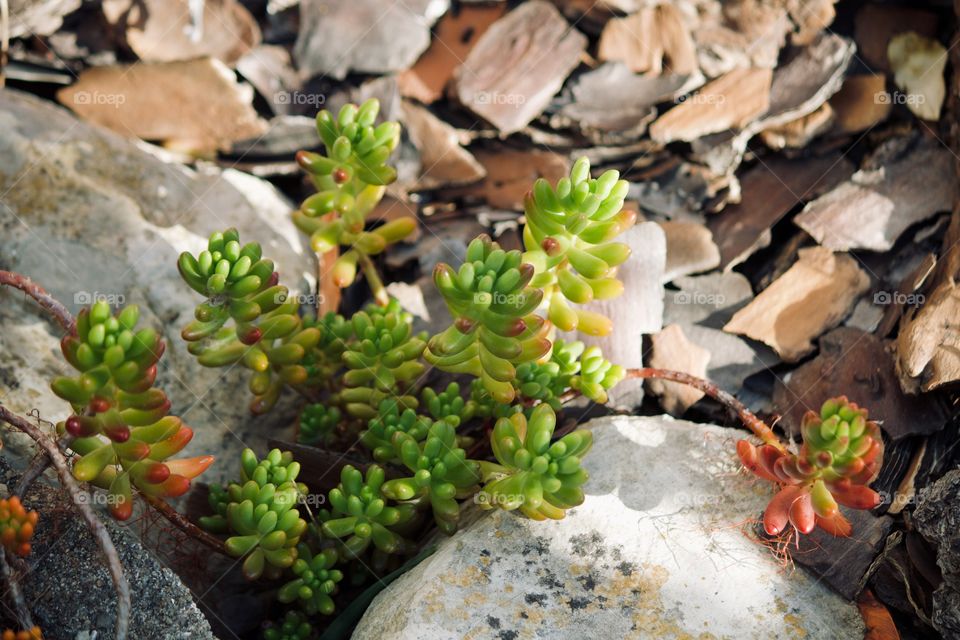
xmin=0 ymin=270 xmax=76 ymax=334
xmin=138 ymin=492 xmax=229 ymax=556
xmin=625 ymin=368 xmax=786 ymax=454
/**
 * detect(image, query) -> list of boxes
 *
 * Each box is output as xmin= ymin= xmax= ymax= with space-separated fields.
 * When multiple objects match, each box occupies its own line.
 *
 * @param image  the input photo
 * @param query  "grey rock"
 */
xmin=10 ymin=0 xmax=81 ymax=38
xmin=914 ymin=470 xmax=960 ymax=637
xmin=0 ymin=458 xmax=214 ymax=640
xmin=294 ymin=0 xmax=448 ymax=80
xmin=352 ymin=415 xmax=866 ymax=640
xmin=0 ymin=88 xmax=314 ymax=481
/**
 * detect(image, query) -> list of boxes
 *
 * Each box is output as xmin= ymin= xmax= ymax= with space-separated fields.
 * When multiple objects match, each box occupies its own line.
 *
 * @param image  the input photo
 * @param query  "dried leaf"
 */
xmin=452 ymin=1 xmax=587 ymax=133
xmin=723 ymin=247 xmax=869 ymax=362
xmin=858 ymin=590 xmax=901 ymax=640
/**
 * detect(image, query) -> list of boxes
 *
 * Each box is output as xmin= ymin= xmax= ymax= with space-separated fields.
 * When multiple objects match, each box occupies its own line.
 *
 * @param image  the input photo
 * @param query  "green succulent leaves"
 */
xmin=293 ymin=99 xmax=416 ymax=299
xmin=263 ymin=611 xmax=312 ymax=640
xmin=523 ymin=157 xmax=635 ymax=336
xmin=321 ymin=465 xmax=414 ymax=559
xmin=179 ymin=228 xmax=320 ymax=414
xmin=382 ymin=421 xmax=481 ymax=534
xmin=52 ymin=300 xmax=212 ymax=520
xmin=360 ymin=399 xmax=431 ymax=463
xmin=278 ymin=545 xmax=344 ymax=615
xmin=478 ymin=404 xmax=592 ymax=520
xmin=426 ymin=235 xmax=551 ymax=404
xmin=298 ymin=403 xmax=341 ymax=446
xmin=201 ymin=448 xmax=308 ymax=580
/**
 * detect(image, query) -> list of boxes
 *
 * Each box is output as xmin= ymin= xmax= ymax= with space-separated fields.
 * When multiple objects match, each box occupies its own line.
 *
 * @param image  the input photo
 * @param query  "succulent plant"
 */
xmin=420 ymin=382 xmax=478 ymax=427
xmin=426 ymin=235 xmax=551 ymax=404
xmin=301 ymin=311 xmax=354 ymax=385
xmin=737 ymin=396 xmax=884 ymax=537
xmin=52 ymin=301 xmax=212 ymax=519
xmin=1 ymin=628 xmax=42 ymax=640
xmin=320 ymin=465 xmax=415 ymax=560
xmin=360 ymin=400 xmax=431 ymax=463
xmin=298 ymin=403 xmax=342 ymax=446
xmin=381 ymin=421 xmax=481 ymax=534
xmin=293 ymin=99 xmax=416 ymax=303
xmin=0 ymin=497 xmax=38 ymax=557
xmin=179 ymin=229 xmax=322 ymax=414
xmin=564 ymin=342 xmax=624 ymax=404
xmin=478 ymin=404 xmax=593 ymax=520
xmin=278 ymin=545 xmax=344 ymax=615
xmin=200 ymin=449 xmax=308 ymax=579
xmin=522 ymin=157 xmax=635 ymax=336
xmin=338 ymin=310 xmax=426 ymax=419
xmin=263 ymin=611 xmax=311 ymax=640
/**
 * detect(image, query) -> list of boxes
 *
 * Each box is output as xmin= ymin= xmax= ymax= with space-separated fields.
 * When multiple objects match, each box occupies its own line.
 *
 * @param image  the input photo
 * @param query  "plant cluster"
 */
xmin=52 ymin=300 xmax=213 ymax=520
xmin=0 ymin=498 xmax=38 ymax=558
xmin=738 ymin=396 xmax=884 ymax=537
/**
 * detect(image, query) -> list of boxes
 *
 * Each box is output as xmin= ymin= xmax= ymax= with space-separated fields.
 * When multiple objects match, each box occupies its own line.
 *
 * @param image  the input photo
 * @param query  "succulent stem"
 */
xmin=0 ymin=270 xmax=75 ymax=334
xmin=358 ymin=253 xmax=388 ymax=306
xmin=623 ymin=368 xmax=786 ymax=453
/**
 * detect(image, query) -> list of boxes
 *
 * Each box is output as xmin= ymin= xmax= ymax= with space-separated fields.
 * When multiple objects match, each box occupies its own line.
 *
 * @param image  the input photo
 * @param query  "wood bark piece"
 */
xmin=659 ymin=220 xmax=720 ymax=283
xmin=575 ymin=221 xmax=665 ymax=407
xmin=647 ymin=324 xmax=710 ymax=415
xmin=723 ymin=247 xmax=869 ymax=362
xmin=597 ymin=4 xmax=697 ymax=75
xmin=399 ymin=3 xmax=506 ymax=104
xmin=759 ymin=103 xmax=834 ymax=150
xmin=854 ymin=4 xmax=938 ymax=73
xmin=896 ymin=279 xmax=960 ymax=393
xmin=401 ymin=100 xmax=485 ymax=191
xmin=102 ymin=0 xmax=260 ymax=66
xmin=294 ymin=0 xmax=447 ymax=80
xmin=446 ymin=148 xmax=568 ymax=211
xmin=888 ymin=32 xmax=947 ymax=122
xmin=829 ymin=75 xmax=892 ymax=134
xmin=707 ymin=154 xmax=854 ymax=270
xmin=452 ymin=0 xmax=587 ymax=133
xmin=56 ymin=58 xmax=267 ymax=151
xmin=9 ymin=0 xmax=80 ymax=38
xmin=773 ymin=327 xmax=949 ymax=441
xmin=236 ymin=45 xmax=301 ymax=116
xmin=551 ymin=63 xmax=695 ymax=143
xmin=649 ymin=67 xmax=772 ymax=144
xmin=795 ymin=138 xmax=957 ymax=252
xmin=788 ymin=0 xmax=837 ymax=46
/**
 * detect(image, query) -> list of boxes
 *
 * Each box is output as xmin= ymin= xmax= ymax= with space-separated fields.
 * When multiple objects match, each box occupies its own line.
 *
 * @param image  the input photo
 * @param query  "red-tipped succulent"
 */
xmin=738 ymin=397 xmax=884 ymax=537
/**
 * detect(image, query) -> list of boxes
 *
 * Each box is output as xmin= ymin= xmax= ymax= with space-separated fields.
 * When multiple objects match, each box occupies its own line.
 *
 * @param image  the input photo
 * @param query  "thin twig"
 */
xmin=0 ymin=405 xmax=130 ymax=640
xmin=0 ymin=546 xmax=33 ymax=631
xmin=139 ymin=492 xmax=228 ymax=556
xmin=624 ymin=368 xmax=787 ymax=453
xmin=0 ymin=271 xmax=76 ymax=334
xmin=14 ymin=433 xmax=75 ymax=499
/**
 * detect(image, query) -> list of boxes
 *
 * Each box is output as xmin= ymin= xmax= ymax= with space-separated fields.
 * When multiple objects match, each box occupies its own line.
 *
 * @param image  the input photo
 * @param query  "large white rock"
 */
xmin=0 ymin=89 xmax=314 ymax=479
xmin=353 ymin=415 xmax=864 ymax=639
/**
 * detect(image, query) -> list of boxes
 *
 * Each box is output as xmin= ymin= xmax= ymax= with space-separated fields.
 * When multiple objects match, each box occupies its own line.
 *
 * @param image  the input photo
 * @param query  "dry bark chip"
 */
xmin=102 ymin=0 xmax=261 ymax=66
xmin=897 ymin=280 xmax=960 ymax=393
xmin=854 ymin=4 xmax=938 ymax=72
xmin=659 ymin=221 xmax=721 ymax=283
xmin=829 ymin=75 xmax=892 ymax=134
xmin=56 ymin=58 xmax=268 ymax=151
xmin=723 ymin=247 xmax=870 ymax=362
xmin=795 ymin=139 xmax=957 ymax=252
xmin=401 ymin=100 xmax=485 ymax=190
xmin=446 ymin=148 xmax=569 ymax=211
xmin=597 ymin=4 xmax=697 ymax=75
xmin=649 ymin=67 xmax=773 ymax=144
xmin=452 ymin=1 xmax=587 ymax=133
xmin=647 ymin=324 xmax=711 ymax=415
xmin=888 ymin=32 xmax=947 ymax=122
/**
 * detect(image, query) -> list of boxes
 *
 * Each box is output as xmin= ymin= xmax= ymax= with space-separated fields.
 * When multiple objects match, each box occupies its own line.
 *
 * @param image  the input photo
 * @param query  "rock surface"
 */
xmin=0 ymin=458 xmax=214 ymax=639
xmin=0 ymin=88 xmax=314 ymax=480
xmin=353 ymin=415 xmax=866 ymax=640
